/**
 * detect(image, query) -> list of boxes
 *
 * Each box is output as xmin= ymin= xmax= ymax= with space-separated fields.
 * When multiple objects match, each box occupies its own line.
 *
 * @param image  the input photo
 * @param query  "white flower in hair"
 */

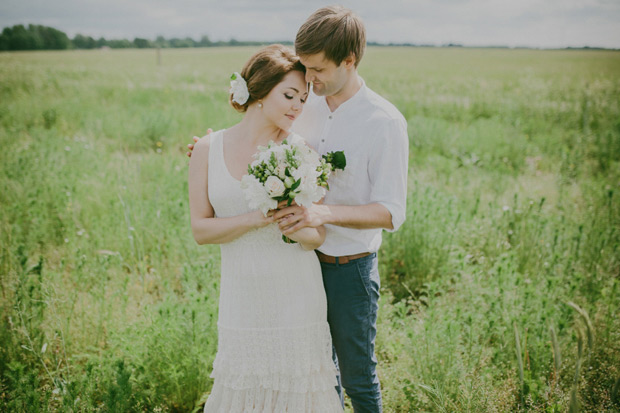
xmin=230 ymin=72 xmax=249 ymax=105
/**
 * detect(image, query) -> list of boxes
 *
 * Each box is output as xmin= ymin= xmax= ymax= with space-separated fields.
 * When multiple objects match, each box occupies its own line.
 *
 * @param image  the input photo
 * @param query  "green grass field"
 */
xmin=1 ymin=46 xmax=619 ymax=412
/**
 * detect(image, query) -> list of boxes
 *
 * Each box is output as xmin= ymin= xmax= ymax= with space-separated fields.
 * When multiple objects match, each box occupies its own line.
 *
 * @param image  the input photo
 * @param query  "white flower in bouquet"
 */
xmin=240 ymin=174 xmax=277 ymax=215
xmin=241 ymin=135 xmax=346 ymax=242
xmin=294 ymin=163 xmax=326 ymax=207
xmin=265 ymin=176 xmax=286 ymax=197
xmin=275 ymin=164 xmax=287 ymax=180
xmin=295 ymin=178 xmax=326 ymax=207
xmin=270 ymin=144 xmax=288 ymax=163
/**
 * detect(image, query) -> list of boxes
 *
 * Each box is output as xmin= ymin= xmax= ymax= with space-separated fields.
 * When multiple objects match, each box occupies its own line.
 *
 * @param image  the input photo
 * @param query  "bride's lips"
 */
xmin=285 ymin=114 xmax=296 ymax=121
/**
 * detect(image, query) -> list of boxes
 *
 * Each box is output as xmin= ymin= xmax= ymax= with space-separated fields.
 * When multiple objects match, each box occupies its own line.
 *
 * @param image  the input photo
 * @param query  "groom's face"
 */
xmin=299 ymin=52 xmax=349 ymax=97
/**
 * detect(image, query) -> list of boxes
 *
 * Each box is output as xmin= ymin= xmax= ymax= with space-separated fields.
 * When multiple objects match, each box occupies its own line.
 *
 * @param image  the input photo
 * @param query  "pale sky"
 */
xmin=1 ymin=0 xmax=619 ymax=49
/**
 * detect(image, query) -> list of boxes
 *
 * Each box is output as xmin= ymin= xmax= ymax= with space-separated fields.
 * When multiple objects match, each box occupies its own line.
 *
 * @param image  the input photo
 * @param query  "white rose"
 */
xmin=230 ymin=72 xmax=249 ymax=105
xmin=265 ymin=176 xmax=286 ymax=197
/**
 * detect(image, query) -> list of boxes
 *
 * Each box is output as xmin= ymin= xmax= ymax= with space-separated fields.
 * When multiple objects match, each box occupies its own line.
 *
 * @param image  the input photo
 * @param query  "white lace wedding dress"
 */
xmin=203 ymin=130 xmax=342 ymax=412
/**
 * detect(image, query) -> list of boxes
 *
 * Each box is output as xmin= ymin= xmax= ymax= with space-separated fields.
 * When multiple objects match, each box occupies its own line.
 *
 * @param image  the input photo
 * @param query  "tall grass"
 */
xmin=1 ymin=47 xmax=619 ymax=411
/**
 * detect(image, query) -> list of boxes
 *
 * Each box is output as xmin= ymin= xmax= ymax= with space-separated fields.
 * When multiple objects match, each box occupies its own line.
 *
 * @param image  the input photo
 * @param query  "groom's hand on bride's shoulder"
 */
xmin=186 ymin=128 xmax=212 ymax=158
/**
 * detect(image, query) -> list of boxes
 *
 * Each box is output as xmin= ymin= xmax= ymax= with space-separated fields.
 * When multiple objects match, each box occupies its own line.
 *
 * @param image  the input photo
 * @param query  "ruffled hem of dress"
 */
xmin=203 ymin=382 xmax=343 ymax=413
xmin=210 ymin=365 xmax=339 ymax=393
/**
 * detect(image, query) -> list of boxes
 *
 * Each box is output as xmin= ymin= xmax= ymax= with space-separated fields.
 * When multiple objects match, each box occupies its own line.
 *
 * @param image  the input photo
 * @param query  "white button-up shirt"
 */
xmin=292 ymin=78 xmax=409 ymax=256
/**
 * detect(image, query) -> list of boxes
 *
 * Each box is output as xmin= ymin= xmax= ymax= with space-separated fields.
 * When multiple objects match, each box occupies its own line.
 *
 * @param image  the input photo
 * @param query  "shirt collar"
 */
xmin=318 ymin=77 xmax=367 ymax=115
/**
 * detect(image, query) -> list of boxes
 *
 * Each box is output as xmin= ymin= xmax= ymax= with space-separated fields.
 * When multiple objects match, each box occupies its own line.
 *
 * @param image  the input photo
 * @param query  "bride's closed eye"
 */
xmin=285 ymin=93 xmax=306 ymax=104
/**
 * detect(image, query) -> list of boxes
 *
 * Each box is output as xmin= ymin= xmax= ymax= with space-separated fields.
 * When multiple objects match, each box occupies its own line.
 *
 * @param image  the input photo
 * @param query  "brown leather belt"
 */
xmin=316 ymin=251 xmax=371 ymax=265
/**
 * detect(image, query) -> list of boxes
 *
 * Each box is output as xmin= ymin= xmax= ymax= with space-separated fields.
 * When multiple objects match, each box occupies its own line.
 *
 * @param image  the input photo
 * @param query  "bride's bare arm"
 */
xmin=188 ymin=137 xmax=273 ymax=245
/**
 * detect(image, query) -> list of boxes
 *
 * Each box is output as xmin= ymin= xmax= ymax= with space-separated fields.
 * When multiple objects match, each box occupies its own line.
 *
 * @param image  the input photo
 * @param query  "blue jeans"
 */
xmin=320 ymin=252 xmax=383 ymax=413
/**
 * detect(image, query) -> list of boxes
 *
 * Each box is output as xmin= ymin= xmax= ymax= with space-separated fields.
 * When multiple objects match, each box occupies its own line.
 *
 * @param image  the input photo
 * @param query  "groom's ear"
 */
xmin=342 ymin=54 xmax=356 ymax=69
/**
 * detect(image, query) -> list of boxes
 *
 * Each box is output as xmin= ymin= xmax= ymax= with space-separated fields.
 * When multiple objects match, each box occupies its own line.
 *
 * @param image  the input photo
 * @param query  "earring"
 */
xmin=258 ymin=101 xmax=263 ymax=108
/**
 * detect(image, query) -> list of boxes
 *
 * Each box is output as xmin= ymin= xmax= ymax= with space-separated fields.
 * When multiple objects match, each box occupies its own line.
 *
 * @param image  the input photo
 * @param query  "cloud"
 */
xmin=0 ymin=0 xmax=619 ymax=48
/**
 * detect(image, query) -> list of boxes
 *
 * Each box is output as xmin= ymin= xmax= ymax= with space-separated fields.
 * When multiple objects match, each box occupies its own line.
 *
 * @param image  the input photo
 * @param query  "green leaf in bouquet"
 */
xmin=290 ymin=178 xmax=301 ymax=191
xmin=330 ymin=151 xmax=346 ymax=170
xmin=286 ymin=191 xmax=297 ymax=206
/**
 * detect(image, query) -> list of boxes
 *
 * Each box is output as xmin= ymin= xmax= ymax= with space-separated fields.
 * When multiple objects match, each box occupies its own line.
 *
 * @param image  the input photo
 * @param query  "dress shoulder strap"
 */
xmin=207 ymin=129 xmax=225 ymax=183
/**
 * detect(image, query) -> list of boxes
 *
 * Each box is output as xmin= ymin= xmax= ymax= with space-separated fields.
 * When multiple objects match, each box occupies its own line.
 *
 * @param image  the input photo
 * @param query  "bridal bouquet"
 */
xmin=241 ymin=135 xmax=345 ymax=239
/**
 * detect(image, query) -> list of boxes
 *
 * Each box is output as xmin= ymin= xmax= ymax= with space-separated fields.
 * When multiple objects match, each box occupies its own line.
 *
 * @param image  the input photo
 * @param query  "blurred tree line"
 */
xmin=0 ymin=24 xmax=279 ymax=51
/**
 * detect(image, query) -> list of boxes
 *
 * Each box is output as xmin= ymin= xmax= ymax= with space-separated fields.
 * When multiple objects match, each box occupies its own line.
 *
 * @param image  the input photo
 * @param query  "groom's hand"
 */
xmin=187 ymin=128 xmax=212 ymax=158
xmin=274 ymin=204 xmax=329 ymax=234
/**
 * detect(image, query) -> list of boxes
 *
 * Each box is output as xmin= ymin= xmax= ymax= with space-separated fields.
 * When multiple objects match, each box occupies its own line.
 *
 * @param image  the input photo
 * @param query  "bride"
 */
xmin=188 ymin=44 xmax=343 ymax=412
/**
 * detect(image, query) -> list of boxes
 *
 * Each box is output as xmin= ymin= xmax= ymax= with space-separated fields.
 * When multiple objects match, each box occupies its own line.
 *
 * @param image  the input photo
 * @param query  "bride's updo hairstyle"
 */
xmin=230 ymin=44 xmax=305 ymax=112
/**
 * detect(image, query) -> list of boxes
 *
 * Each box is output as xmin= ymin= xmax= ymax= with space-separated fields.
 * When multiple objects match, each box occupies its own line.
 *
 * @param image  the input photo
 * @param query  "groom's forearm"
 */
xmin=320 ymin=203 xmax=393 ymax=230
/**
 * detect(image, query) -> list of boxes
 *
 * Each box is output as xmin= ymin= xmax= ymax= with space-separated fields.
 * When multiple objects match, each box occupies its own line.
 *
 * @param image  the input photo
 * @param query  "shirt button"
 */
xmin=328 ymin=115 xmax=333 ymax=119
xmin=321 ymin=139 xmax=325 ymax=142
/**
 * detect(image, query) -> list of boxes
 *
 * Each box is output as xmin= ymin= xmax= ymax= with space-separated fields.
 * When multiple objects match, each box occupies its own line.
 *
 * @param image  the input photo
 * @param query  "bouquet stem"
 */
xmin=282 ymin=235 xmax=297 ymax=244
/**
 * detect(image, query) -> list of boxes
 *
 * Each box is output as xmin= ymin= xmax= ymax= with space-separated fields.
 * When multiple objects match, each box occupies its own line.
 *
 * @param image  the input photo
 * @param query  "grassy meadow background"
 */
xmin=1 ymin=46 xmax=619 ymax=412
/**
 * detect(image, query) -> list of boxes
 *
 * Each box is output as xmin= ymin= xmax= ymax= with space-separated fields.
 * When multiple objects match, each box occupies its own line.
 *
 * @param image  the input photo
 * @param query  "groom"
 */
xmin=277 ymin=7 xmax=408 ymax=412
xmin=190 ymin=7 xmax=408 ymax=412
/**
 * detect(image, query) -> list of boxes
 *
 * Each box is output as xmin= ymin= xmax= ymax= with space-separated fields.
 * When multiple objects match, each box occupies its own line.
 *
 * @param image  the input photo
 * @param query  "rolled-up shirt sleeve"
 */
xmin=368 ymin=117 xmax=409 ymax=232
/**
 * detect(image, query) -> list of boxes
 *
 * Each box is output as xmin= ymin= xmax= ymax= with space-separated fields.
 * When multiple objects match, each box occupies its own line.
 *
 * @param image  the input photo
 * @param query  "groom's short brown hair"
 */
xmin=295 ymin=6 xmax=366 ymax=67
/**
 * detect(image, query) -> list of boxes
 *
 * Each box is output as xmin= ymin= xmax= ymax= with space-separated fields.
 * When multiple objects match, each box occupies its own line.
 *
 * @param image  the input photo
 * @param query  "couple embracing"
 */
xmin=188 ymin=6 xmax=408 ymax=412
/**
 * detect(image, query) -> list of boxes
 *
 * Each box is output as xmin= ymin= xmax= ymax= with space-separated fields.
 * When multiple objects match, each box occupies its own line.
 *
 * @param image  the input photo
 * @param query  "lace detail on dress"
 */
xmin=211 ymin=323 xmax=336 ymax=392
xmin=203 ymin=131 xmax=342 ymax=412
